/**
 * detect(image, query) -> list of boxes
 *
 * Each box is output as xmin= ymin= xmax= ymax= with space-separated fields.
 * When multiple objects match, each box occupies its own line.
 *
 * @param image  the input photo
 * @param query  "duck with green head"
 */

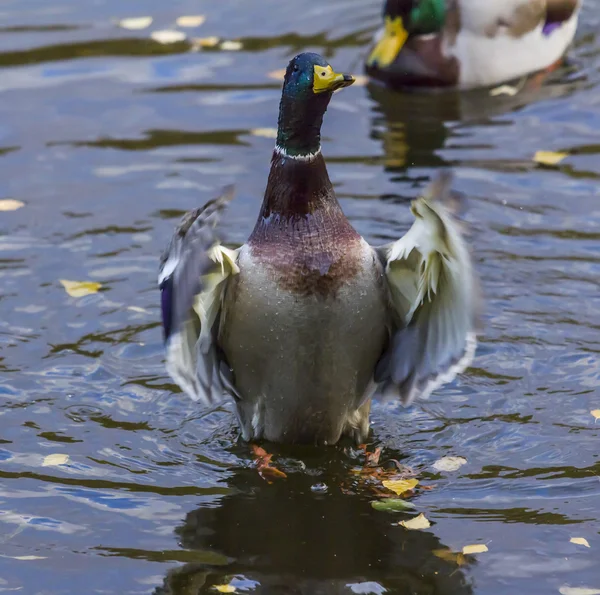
xmin=159 ymin=52 xmax=479 ymax=445
xmin=366 ymin=0 xmax=581 ymax=89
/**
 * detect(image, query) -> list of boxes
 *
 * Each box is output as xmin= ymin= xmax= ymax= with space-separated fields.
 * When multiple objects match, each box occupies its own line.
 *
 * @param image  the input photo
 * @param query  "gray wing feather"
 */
xmin=375 ymin=171 xmax=480 ymax=405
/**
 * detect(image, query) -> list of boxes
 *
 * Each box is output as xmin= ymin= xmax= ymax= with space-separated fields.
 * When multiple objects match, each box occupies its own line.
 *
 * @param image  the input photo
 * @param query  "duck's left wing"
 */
xmin=374 ymin=172 xmax=480 ymax=406
xmin=158 ymin=186 xmax=239 ymax=404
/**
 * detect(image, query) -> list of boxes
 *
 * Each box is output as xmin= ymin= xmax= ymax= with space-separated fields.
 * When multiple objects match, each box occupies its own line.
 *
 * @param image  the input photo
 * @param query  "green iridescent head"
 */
xmin=368 ymin=0 xmax=446 ymax=68
xmin=276 ymin=52 xmax=355 ymax=157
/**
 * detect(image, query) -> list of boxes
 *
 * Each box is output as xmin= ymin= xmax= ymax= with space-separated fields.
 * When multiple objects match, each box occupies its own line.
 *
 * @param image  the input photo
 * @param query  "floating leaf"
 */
xmin=0 ymin=199 xmax=24 ymax=211
xmin=151 ymin=30 xmax=186 ymax=44
xmin=352 ymin=74 xmax=369 ymax=87
xmin=214 ymin=586 xmax=236 ymax=593
xmin=118 ymin=17 xmax=153 ymax=30
xmin=591 ymin=410 xmax=600 ymax=421
xmin=176 ymin=15 xmax=206 ymax=28
xmin=60 ymin=280 xmax=101 ymax=298
xmin=399 ymin=513 xmax=431 ymax=530
xmin=371 ymin=498 xmax=416 ymax=513
xmin=559 ymin=588 xmax=600 ymax=595
xmin=220 ymin=40 xmax=243 ymax=51
xmin=191 ymin=36 xmax=220 ymax=49
xmin=432 ymin=456 xmax=467 ymax=472
xmin=267 ymin=68 xmax=286 ymax=81
xmin=42 ymin=454 xmax=69 ymax=467
xmin=489 ymin=84 xmax=518 ymax=97
xmin=462 ymin=544 xmax=488 ymax=555
xmin=433 ymin=548 xmax=467 ymax=566
xmin=570 ymin=537 xmax=591 ymax=548
xmin=250 ymin=128 xmax=278 ymax=139
xmin=382 ymin=478 xmax=418 ymax=495
xmin=127 ymin=306 xmax=149 ymax=313
xmin=533 ymin=150 xmax=568 ymax=166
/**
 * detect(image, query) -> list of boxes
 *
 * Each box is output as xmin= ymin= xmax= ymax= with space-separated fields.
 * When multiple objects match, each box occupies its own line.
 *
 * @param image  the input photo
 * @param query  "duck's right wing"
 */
xmin=158 ymin=186 xmax=239 ymax=404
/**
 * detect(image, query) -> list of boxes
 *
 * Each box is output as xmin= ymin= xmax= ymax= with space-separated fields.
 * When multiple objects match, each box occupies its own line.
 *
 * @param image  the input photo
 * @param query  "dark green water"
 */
xmin=1 ymin=1 xmax=600 ymax=593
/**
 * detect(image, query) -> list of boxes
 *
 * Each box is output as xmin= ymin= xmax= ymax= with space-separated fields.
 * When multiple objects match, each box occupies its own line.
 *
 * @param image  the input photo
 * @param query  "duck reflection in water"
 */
xmin=154 ymin=448 xmax=474 ymax=595
xmin=366 ymin=65 xmax=583 ymax=173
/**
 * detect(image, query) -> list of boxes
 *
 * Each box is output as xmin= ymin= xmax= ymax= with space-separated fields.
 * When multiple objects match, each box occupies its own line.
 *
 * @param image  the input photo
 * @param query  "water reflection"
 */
xmin=155 ymin=449 xmax=473 ymax=595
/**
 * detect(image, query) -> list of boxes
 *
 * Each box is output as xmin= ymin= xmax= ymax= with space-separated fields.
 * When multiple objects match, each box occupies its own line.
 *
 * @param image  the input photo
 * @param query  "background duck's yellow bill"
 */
xmin=367 ymin=16 xmax=408 ymax=68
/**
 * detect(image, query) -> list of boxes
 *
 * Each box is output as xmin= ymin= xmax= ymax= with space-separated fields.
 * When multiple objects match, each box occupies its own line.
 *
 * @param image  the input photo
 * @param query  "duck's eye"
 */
xmin=293 ymin=64 xmax=299 ymax=72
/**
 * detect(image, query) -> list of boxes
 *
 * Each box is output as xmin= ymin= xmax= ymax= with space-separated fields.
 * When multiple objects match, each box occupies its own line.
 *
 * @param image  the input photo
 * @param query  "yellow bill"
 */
xmin=313 ymin=65 xmax=355 ymax=93
xmin=367 ymin=16 xmax=409 ymax=68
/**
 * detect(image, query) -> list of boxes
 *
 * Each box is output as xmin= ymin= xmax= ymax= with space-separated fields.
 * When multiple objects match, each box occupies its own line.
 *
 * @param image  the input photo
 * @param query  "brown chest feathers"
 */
xmin=248 ymin=151 xmax=363 ymax=299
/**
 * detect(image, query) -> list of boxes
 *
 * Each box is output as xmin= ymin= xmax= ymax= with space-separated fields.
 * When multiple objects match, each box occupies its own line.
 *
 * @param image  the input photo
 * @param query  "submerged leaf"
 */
xmin=214 ymin=586 xmax=236 ymax=593
xmin=382 ymin=478 xmax=418 ymax=495
xmin=462 ymin=544 xmax=488 ymax=554
xmin=176 ymin=15 xmax=206 ymax=27
xmin=559 ymin=588 xmax=600 ymax=595
xmin=371 ymin=498 xmax=416 ymax=513
xmin=42 ymin=454 xmax=69 ymax=467
xmin=591 ymin=410 xmax=600 ymax=421
xmin=60 ymin=280 xmax=101 ymax=298
xmin=151 ymin=30 xmax=186 ymax=44
xmin=118 ymin=17 xmax=153 ymax=30
xmin=570 ymin=537 xmax=591 ymax=548
xmin=399 ymin=513 xmax=431 ymax=530
xmin=432 ymin=456 xmax=467 ymax=472
xmin=0 ymin=199 xmax=25 ymax=211
xmin=533 ymin=150 xmax=568 ymax=166
xmin=433 ymin=548 xmax=467 ymax=566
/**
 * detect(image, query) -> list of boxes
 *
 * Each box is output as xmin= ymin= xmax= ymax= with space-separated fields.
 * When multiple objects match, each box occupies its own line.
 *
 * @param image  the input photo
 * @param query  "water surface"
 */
xmin=1 ymin=1 xmax=600 ymax=593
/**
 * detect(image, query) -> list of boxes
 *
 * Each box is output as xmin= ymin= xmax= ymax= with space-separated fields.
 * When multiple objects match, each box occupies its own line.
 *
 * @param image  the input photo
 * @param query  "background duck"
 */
xmin=366 ymin=0 xmax=581 ymax=89
xmin=159 ymin=52 xmax=479 ymax=446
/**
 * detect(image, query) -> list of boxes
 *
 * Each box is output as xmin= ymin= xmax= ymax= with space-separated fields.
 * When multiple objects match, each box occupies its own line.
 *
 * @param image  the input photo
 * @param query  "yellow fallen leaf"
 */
xmin=151 ymin=30 xmax=186 ymax=44
xmin=462 ymin=544 xmax=488 ymax=555
xmin=570 ymin=537 xmax=591 ymax=548
xmin=382 ymin=478 xmax=418 ymax=495
xmin=60 ymin=280 xmax=102 ymax=298
xmin=267 ymin=68 xmax=286 ymax=81
xmin=490 ymin=84 xmax=518 ymax=97
xmin=118 ymin=17 xmax=153 ymax=30
xmin=220 ymin=40 xmax=243 ymax=51
xmin=214 ymin=586 xmax=236 ymax=593
xmin=250 ymin=128 xmax=278 ymax=139
xmin=191 ymin=36 xmax=220 ymax=48
xmin=176 ymin=15 xmax=206 ymax=28
xmin=533 ymin=150 xmax=568 ymax=166
xmin=399 ymin=513 xmax=431 ymax=530
xmin=559 ymin=588 xmax=600 ymax=595
xmin=42 ymin=454 xmax=69 ymax=467
xmin=0 ymin=199 xmax=25 ymax=211
xmin=433 ymin=548 xmax=467 ymax=566
xmin=591 ymin=410 xmax=600 ymax=421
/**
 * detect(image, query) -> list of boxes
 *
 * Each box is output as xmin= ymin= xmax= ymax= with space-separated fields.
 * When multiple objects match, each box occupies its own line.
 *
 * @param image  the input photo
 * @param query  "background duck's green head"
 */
xmin=276 ymin=52 xmax=354 ymax=157
xmin=367 ymin=0 xmax=446 ymax=69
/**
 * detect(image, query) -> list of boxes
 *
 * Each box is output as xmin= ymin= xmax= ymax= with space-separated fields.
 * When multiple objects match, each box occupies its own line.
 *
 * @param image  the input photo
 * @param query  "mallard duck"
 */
xmin=158 ymin=52 xmax=479 ymax=445
xmin=366 ymin=0 xmax=581 ymax=89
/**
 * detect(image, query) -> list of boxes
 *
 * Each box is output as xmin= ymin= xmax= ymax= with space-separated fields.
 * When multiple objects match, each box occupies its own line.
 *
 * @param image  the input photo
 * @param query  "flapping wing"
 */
xmin=158 ymin=186 xmax=239 ymax=404
xmin=375 ymin=171 xmax=480 ymax=406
